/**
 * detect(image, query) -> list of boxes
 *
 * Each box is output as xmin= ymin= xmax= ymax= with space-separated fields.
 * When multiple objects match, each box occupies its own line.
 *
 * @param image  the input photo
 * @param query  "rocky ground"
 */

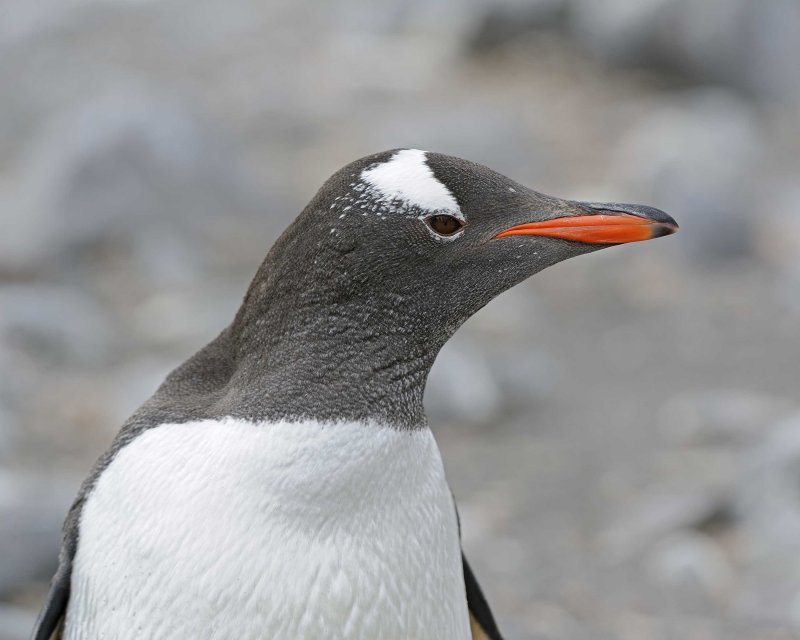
xmin=1 ymin=1 xmax=800 ymax=638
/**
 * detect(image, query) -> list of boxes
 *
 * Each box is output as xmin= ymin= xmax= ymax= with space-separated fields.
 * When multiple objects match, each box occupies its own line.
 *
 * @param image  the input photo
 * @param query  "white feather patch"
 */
xmin=64 ymin=418 xmax=470 ymax=640
xmin=361 ymin=149 xmax=462 ymax=217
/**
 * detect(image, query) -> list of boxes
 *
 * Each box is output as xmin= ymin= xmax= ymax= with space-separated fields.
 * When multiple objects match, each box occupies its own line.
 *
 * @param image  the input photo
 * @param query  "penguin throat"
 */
xmin=220 ymin=292 xmax=447 ymax=430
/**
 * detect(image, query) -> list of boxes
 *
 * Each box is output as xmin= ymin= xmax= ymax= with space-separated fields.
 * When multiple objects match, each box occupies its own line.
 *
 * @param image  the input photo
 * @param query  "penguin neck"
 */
xmin=225 ymin=278 xmax=445 ymax=430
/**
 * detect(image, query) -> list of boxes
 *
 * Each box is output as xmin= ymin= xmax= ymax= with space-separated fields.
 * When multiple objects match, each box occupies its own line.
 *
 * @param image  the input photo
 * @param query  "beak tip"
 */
xmin=650 ymin=222 xmax=679 ymax=239
xmin=586 ymin=202 xmax=678 ymax=237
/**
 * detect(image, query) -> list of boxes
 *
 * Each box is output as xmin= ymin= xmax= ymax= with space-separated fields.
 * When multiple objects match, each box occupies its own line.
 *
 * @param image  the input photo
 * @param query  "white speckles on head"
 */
xmin=360 ymin=149 xmax=463 ymax=219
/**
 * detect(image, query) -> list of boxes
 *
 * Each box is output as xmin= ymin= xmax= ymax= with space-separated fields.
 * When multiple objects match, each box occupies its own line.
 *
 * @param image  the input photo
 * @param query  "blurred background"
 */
xmin=1 ymin=0 xmax=799 ymax=638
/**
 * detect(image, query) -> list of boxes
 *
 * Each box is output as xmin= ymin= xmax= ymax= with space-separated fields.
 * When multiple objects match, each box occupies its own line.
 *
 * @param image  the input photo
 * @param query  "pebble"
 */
xmin=657 ymin=389 xmax=792 ymax=446
xmin=0 ymin=474 xmax=68 ymax=599
xmin=612 ymin=89 xmax=762 ymax=263
xmin=0 ymin=285 xmax=115 ymax=367
xmin=0 ymin=603 xmax=37 ymax=640
xmin=426 ymin=334 xmax=503 ymax=425
xmin=644 ymin=531 xmax=733 ymax=610
xmin=737 ymin=414 xmax=800 ymax=553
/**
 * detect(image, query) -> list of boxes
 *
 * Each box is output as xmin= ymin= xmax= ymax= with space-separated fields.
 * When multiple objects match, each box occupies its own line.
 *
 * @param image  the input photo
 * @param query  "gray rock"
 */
xmin=0 ymin=400 xmax=18 ymax=461
xmin=426 ymin=287 xmax=553 ymax=424
xmin=426 ymin=334 xmax=503 ymax=425
xmin=104 ymin=356 xmax=182 ymax=427
xmin=467 ymin=0 xmax=568 ymax=52
xmin=0 ymin=474 xmax=69 ymax=599
xmin=761 ymin=184 xmax=800 ymax=310
xmin=130 ymin=284 xmax=242 ymax=350
xmin=0 ymin=603 xmax=37 ymax=640
xmin=0 ymin=342 xmax=30 ymax=460
xmin=0 ymin=89 xmax=265 ymax=276
xmin=372 ymin=102 xmax=549 ymax=183
xmin=726 ymin=415 xmax=800 ymax=623
xmin=644 ymin=531 xmax=733 ymax=610
xmin=0 ymin=284 xmax=115 ymax=367
xmin=487 ymin=345 xmax=555 ymax=412
xmin=569 ymin=0 xmax=800 ymax=102
xmin=737 ymin=414 xmax=800 ymax=555
xmin=657 ymin=389 xmax=793 ymax=446
xmin=600 ymin=491 xmax=731 ymax=564
xmin=743 ymin=0 xmax=800 ymax=101
xmin=569 ymin=0 xmax=677 ymax=66
xmin=778 ymin=262 xmax=800 ymax=313
xmin=611 ymin=89 xmax=763 ymax=263
xmin=789 ymin=592 xmax=800 ymax=635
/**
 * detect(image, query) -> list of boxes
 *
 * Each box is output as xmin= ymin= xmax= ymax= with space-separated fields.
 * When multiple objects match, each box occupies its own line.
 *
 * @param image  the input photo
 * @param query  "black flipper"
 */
xmin=30 ymin=557 xmax=70 ymax=640
xmin=463 ymin=553 xmax=504 ymax=640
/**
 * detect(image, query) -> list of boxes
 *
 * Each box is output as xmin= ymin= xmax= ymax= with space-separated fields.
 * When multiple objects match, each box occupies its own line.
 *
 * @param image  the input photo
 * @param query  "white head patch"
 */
xmin=361 ymin=149 xmax=462 ymax=218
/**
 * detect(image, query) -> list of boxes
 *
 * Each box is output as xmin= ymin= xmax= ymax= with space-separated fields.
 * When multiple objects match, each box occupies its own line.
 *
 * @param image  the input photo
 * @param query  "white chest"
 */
xmin=64 ymin=418 xmax=470 ymax=640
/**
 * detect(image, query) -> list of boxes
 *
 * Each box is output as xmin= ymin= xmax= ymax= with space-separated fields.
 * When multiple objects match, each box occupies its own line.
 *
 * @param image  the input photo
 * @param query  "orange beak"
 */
xmin=495 ymin=207 xmax=678 ymax=245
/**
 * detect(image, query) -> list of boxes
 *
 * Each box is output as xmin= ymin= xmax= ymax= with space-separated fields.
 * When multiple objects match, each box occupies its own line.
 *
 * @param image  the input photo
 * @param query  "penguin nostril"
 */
xmin=426 ymin=215 xmax=464 ymax=237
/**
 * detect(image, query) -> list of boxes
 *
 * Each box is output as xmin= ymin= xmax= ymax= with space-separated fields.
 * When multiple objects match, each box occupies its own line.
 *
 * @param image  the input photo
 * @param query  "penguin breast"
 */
xmin=64 ymin=418 xmax=471 ymax=640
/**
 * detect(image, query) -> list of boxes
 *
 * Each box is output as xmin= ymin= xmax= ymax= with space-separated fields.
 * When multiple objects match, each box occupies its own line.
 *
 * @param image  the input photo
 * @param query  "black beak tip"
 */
xmin=586 ymin=201 xmax=678 ymax=235
xmin=650 ymin=222 xmax=678 ymax=239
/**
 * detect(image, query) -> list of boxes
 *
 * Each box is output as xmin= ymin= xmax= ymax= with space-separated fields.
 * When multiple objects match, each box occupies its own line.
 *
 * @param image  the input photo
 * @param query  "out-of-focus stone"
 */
xmin=758 ymin=184 xmax=800 ymax=311
xmin=521 ymin=599 xmax=581 ymax=639
xmin=104 ymin=357 xmax=181 ymax=428
xmin=466 ymin=286 xmax=543 ymax=337
xmin=569 ymin=0 xmax=800 ymax=102
xmin=743 ymin=0 xmax=800 ymax=101
xmin=789 ymin=592 xmax=800 ymax=635
xmin=372 ymin=102 xmax=549 ymax=183
xmin=600 ymin=490 xmax=732 ymax=563
xmin=487 ymin=346 xmax=555 ymax=411
xmin=737 ymin=415 xmax=800 ymax=556
xmin=426 ymin=287 xmax=554 ymax=424
xmin=644 ymin=531 xmax=733 ymax=610
xmin=426 ymin=335 xmax=502 ymax=425
xmin=0 ymin=603 xmax=37 ymax=640
xmin=0 ymin=285 xmax=115 ymax=367
xmin=778 ymin=263 xmax=800 ymax=314
xmin=612 ymin=89 xmax=762 ymax=263
xmin=657 ymin=389 xmax=792 ymax=446
xmin=131 ymin=285 xmax=242 ymax=349
xmin=569 ymin=0 xmax=675 ymax=65
xmin=0 ymin=89 xmax=265 ymax=277
xmin=467 ymin=0 xmax=568 ymax=52
xmin=0 ymin=400 xmax=18 ymax=460
xmin=728 ymin=415 xmax=800 ymax=627
xmin=0 ymin=475 xmax=68 ymax=599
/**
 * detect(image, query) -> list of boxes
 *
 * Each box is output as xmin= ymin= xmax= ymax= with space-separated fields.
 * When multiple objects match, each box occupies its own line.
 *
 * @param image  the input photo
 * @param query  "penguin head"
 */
xmin=255 ymin=149 xmax=677 ymax=348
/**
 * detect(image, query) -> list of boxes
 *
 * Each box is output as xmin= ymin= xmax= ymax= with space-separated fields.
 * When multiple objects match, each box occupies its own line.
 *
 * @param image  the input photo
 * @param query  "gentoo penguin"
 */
xmin=32 ymin=148 xmax=676 ymax=640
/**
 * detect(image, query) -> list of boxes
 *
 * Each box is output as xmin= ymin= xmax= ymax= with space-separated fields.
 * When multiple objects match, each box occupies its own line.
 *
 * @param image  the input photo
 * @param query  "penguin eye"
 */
xmin=426 ymin=215 xmax=464 ymax=237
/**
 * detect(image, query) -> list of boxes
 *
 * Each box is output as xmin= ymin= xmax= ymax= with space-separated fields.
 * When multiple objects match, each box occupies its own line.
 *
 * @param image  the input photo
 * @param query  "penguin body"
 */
xmin=33 ymin=149 xmax=676 ymax=640
xmin=65 ymin=419 xmax=467 ymax=639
